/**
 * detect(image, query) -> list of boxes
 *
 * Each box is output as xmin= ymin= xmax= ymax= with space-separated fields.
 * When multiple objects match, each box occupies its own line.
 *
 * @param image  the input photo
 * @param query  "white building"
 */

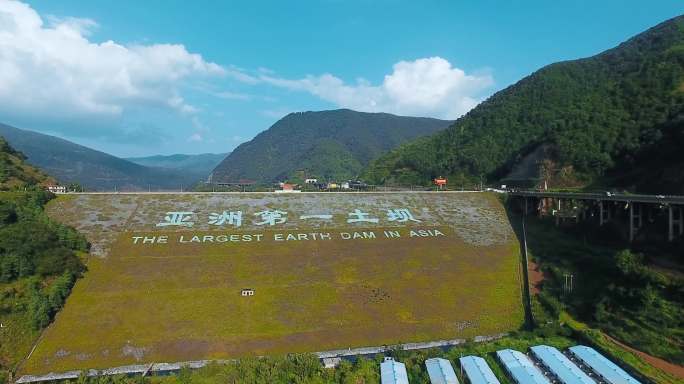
xmin=46 ymin=185 xmax=67 ymax=194
xmin=381 ymin=357 xmax=409 ymax=384
xmin=425 ymin=358 xmax=459 ymax=384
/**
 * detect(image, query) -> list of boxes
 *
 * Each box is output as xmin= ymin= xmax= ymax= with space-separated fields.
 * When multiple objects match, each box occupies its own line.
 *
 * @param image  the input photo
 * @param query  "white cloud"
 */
xmin=0 ymin=1 xmax=224 ymax=129
xmin=46 ymin=15 xmax=98 ymax=36
xmin=0 ymin=0 xmax=494 ymax=154
xmin=213 ymin=91 xmax=251 ymax=101
xmin=224 ymin=65 xmax=259 ymax=84
xmin=259 ymin=57 xmax=493 ymax=119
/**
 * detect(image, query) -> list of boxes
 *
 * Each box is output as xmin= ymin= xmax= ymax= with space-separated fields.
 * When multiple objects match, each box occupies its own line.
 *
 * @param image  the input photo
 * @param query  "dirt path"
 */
xmin=605 ymin=334 xmax=684 ymax=379
xmin=528 ymin=260 xmax=544 ymax=295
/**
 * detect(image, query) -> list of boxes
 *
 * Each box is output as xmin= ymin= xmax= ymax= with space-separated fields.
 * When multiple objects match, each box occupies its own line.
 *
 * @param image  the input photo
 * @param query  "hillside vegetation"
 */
xmin=364 ymin=16 xmax=684 ymax=193
xmin=210 ymin=109 xmax=452 ymax=183
xmin=0 ymin=140 xmax=88 ymax=383
xmin=521 ymin=215 xmax=684 ymax=365
xmin=0 ymin=137 xmax=54 ymax=189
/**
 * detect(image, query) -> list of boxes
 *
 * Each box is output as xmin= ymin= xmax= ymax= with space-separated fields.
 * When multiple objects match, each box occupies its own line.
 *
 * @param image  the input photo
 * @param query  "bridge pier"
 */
xmin=599 ymin=201 xmax=611 ymax=226
xmin=629 ymin=203 xmax=642 ymax=242
xmin=668 ymin=206 xmax=683 ymax=242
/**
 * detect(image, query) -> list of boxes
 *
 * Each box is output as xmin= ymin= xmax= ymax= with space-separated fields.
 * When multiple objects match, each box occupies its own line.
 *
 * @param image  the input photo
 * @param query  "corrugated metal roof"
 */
xmin=569 ymin=345 xmax=641 ymax=384
xmin=381 ymin=358 xmax=410 ymax=384
xmin=459 ymin=356 xmax=500 ymax=384
xmin=496 ymin=349 xmax=550 ymax=384
xmin=530 ymin=345 xmax=594 ymax=384
xmin=425 ymin=358 xmax=459 ymax=384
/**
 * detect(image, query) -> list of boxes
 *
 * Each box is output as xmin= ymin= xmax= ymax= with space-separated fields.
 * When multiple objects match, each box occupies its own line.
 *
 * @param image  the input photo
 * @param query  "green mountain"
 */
xmin=0 ymin=136 xmax=55 ymax=190
xmin=126 ymin=153 xmax=227 ymax=182
xmin=364 ymin=15 xmax=684 ymax=193
xmin=210 ymin=109 xmax=452 ymax=183
xmin=0 ymin=123 xmax=201 ymax=191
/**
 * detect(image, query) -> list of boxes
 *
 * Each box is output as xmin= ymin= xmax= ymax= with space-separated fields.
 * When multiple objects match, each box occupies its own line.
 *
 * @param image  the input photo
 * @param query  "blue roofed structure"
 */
xmin=569 ymin=345 xmax=641 ymax=384
xmin=425 ymin=358 xmax=459 ymax=384
xmin=381 ymin=357 xmax=409 ymax=384
xmin=530 ymin=345 xmax=594 ymax=384
xmin=496 ymin=349 xmax=550 ymax=384
xmin=459 ymin=356 xmax=500 ymax=384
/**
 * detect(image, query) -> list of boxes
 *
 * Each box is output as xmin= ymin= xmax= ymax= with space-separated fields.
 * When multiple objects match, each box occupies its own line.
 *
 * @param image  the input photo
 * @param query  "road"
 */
xmin=508 ymin=190 xmax=684 ymax=205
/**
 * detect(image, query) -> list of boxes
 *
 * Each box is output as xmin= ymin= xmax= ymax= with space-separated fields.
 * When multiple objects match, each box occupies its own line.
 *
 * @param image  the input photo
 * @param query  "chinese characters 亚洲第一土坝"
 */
xmin=156 ymin=208 xmax=423 ymax=227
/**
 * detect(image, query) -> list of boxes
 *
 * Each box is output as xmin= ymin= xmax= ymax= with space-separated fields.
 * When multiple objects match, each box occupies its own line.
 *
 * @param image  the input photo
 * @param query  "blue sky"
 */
xmin=0 ymin=1 xmax=682 ymax=157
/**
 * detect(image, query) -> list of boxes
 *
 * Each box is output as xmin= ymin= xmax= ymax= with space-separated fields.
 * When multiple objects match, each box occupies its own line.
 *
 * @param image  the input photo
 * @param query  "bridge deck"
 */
xmin=508 ymin=191 xmax=684 ymax=205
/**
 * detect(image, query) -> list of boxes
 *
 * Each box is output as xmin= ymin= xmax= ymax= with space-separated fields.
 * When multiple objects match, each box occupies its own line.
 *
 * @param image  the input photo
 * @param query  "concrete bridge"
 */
xmin=508 ymin=190 xmax=684 ymax=242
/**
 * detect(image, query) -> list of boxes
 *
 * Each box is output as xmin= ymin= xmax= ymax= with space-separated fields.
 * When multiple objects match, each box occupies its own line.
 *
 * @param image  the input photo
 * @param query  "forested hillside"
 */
xmin=521 ymin=214 xmax=684 ymax=366
xmin=210 ymin=109 xmax=452 ymax=183
xmin=0 ymin=137 xmax=54 ymax=189
xmin=364 ymin=15 xmax=684 ymax=193
xmin=0 ymin=140 xmax=88 ymax=383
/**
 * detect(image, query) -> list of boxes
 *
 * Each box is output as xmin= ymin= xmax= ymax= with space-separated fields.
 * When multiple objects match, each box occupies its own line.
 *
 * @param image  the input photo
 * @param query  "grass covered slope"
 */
xmin=364 ymin=15 xmax=684 ymax=192
xmin=24 ymin=192 xmax=523 ymax=374
xmin=210 ymin=109 xmax=452 ymax=183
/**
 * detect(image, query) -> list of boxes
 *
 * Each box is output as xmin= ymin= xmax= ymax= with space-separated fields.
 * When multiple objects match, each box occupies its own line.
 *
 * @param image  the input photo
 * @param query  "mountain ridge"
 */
xmin=0 ymin=123 xmax=201 ymax=191
xmin=363 ymin=15 xmax=684 ymax=193
xmin=211 ymin=109 xmax=453 ymax=183
xmin=126 ymin=153 xmax=227 ymax=182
